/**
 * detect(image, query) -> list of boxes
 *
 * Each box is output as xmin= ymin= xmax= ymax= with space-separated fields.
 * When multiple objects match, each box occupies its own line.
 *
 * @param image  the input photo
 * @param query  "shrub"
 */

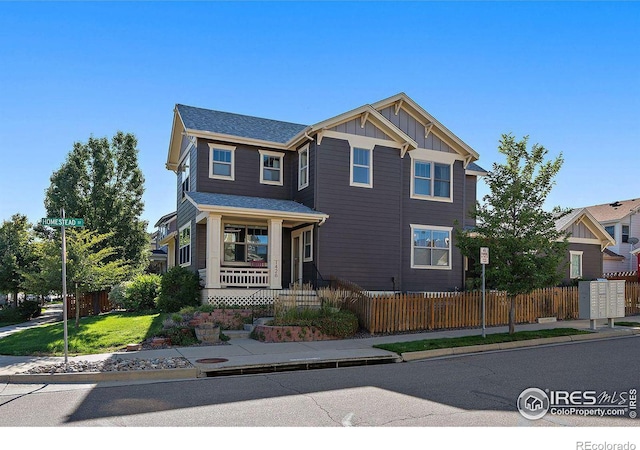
xmin=0 ymin=301 xmax=42 ymax=324
xmin=316 ymin=310 xmax=359 ymax=339
xmin=108 ymin=282 xmax=130 ymax=309
xmin=123 ymin=274 xmax=161 ymax=311
xmin=157 ymin=266 xmax=202 ymax=313
xmin=161 ymin=326 xmax=198 ymax=346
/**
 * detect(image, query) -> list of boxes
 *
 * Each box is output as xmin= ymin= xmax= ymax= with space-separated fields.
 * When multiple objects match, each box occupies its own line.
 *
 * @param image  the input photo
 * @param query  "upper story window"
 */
xmin=622 ymin=225 xmax=630 ymax=243
xmin=298 ymin=145 xmax=309 ymax=190
xmin=179 ymin=223 xmax=191 ymax=266
xmin=180 ymin=160 xmax=190 ymax=201
xmin=411 ymin=159 xmax=452 ymax=201
xmin=605 ymin=225 xmax=615 ymax=239
xmin=209 ymin=143 xmax=236 ymax=181
xmin=259 ymin=150 xmax=284 ymax=186
xmin=350 ymin=147 xmax=373 ymax=188
xmin=410 ymin=224 xmax=452 ymax=270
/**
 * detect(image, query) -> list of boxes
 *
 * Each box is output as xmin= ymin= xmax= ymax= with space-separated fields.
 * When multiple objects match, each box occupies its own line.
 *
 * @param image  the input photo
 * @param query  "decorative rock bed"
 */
xmin=252 ymin=324 xmax=337 ymax=343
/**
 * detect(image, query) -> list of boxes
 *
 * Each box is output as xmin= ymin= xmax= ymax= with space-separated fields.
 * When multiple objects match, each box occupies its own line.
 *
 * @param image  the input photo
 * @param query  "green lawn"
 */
xmin=0 ymin=311 xmax=165 ymax=356
xmin=373 ymin=328 xmax=592 ymax=354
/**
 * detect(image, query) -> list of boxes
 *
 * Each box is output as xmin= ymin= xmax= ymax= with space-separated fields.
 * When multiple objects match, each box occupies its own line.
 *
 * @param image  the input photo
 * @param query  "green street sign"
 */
xmin=41 ymin=218 xmax=85 ymax=227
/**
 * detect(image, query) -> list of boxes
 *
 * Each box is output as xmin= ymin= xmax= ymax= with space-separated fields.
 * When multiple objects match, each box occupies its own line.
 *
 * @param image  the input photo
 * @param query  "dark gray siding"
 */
xmin=282 ymin=228 xmax=291 ymax=287
xmin=464 ymin=175 xmax=478 ymax=228
xmin=176 ymin=139 xmax=198 ymax=271
xmin=401 ymin=158 xmax=466 ymax=292
xmin=316 ymin=137 xmax=402 ymax=291
xmin=196 ymin=139 xmax=292 ymax=199
xmin=292 ymin=142 xmax=315 ymax=209
xmin=196 ymin=223 xmax=206 ymax=270
xmin=561 ymin=243 xmax=603 ymax=284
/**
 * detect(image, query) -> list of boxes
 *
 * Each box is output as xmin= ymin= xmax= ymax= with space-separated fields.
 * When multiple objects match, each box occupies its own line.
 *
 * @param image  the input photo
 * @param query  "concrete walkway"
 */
xmin=0 ymin=305 xmax=639 ymax=384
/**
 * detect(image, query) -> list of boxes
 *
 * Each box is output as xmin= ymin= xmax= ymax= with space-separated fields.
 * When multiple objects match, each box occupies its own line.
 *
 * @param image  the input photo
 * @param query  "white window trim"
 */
xmin=259 ymin=149 xmax=285 ymax=186
xmin=350 ymin=145 xmax=373 ymax=188
xmin=570 ymin=250 xmax=583 ymax=279
xmin=302 ymin=226 xmax=313 ymax=262
xmin=179 ymin=222 xmax=192 ymax=267
xmin=208 ymin=143 xmax=236 ymax=181
xmin=410 ymin=224 xmax=452 ymax=270
xmin=179 ymin=153 xmax=190 ymax=203
xmin=298 ymin=144 xmax=309 ymax=191
xmin=410 ymin=159 xmax=453 ymax=203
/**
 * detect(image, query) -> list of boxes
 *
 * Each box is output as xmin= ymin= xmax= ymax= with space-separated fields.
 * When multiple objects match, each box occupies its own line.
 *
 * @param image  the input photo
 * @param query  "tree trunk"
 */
xmin=12 ymin=291 xmax=18 ymax=308
xmin=508 ymin=295 xmax=516 ymax=334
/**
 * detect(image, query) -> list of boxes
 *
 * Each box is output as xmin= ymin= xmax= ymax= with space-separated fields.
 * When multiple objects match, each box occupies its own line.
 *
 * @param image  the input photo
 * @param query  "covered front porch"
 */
xmin=186 ymin=192 xmax=328 ymax=293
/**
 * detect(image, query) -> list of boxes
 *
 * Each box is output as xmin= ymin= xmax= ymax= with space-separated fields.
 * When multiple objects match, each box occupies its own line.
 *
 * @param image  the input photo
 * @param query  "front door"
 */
xmin=291 ymin=234 xmax=303 ymax=286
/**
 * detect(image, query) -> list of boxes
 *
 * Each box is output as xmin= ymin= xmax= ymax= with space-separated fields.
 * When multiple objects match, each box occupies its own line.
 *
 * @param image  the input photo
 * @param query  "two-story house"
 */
xmin=584 ymin=199 xmax=640 ymax=274
xmin=163 ymin=93 xmax=486 ymax=302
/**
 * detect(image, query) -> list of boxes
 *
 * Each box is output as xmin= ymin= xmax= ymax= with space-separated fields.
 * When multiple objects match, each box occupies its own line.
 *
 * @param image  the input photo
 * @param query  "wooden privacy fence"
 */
xmin=65 ymin=290 xmax=111 ymax=318
xmin=344 ymin=283 xmax=640 ymax=335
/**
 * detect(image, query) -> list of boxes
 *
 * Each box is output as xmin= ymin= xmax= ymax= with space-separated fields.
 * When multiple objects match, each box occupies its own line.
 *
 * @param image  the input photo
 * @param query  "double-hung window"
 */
xmin=605 ymin=225 xmax=615 ymax=239
xmin=350 ymin=147 xmax=373 ymax=188
xmin=303 ymin=228 xmax=313 ymax=262
xmin=180 ymin=161 xmax=190 ymax=201
xmin=411 ymin=159 xmax=452 ymax=201
xmin=259 ymin=150 xmax=284 ymax=186
xmin=224 ymin=225 xmax=269 ymax=264
xmin=179 ymin=223 xmax=191 ymax=266
xmin=298 ymin=145 xmax=309 ymax=190
xmin=570 ymin=251 xmax=583 ymax=279
xmin=411 ymin=225 xmax=452 ymax=269
xmin=622 ymin=225 xmax=630 ymax=243
xmin=209 ymin=143 xmax=235 ymax=180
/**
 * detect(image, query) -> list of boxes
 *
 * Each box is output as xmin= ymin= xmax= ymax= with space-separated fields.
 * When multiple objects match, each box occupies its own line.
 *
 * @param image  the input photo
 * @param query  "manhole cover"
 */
xmin=196 ymin=358 xmax=228 ymax=364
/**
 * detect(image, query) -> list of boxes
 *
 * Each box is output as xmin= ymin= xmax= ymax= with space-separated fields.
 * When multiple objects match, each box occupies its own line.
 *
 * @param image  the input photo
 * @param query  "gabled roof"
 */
xmin=153 ymin=211 xmax=177 ymax=228
xmin=177 ymin=104 xmax=307 ymax=144
xmin=466 ymin=162 xmax=488 ymax=176
xmin=555 ymin=208 xmax=615 ymax=251
xmin=604 ymin=248 xmax=625 ymax=260
xmin=584 ymin=198 xmax=640 ymax=222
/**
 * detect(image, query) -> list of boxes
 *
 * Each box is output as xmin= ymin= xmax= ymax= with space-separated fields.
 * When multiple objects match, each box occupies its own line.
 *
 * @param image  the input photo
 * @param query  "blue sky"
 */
xmin=1 ymin=1 xmax=638 ymax=231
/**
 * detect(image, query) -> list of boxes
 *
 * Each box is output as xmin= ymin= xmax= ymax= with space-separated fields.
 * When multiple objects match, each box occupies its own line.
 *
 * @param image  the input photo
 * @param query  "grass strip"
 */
xmin=615 ymin=321 xmax=640 ymax=327
xmin=0 ymin=311 xmax=164 ymax=356
xmin=373 ymin=328 xmax=592 ymax=354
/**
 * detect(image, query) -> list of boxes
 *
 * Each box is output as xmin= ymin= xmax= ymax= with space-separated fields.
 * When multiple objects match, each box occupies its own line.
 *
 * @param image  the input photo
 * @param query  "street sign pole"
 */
xmin=480 ymin=247 xmax=489 ymax=339
xmin=60 ymin=208 xmax=69 ymax=367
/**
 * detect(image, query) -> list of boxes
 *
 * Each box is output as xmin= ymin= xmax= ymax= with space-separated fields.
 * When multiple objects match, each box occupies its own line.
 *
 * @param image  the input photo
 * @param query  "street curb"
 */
xmin=400 ymin=329 xmax=640 ymax=362
xmin=0 ymin=367 xmax=199 ymax=384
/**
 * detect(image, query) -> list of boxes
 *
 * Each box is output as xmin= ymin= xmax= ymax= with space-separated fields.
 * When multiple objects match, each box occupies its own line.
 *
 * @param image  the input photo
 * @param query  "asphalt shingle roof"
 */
xmin=177 ymin=104 xmax=308 ymax=144
xmin=186 ymin=192 xmax=327 ymax=216
xmin=466 ymin=162 xmax=488 ymax=174
xmin=584 ymin=198 xmax=640 ymax=222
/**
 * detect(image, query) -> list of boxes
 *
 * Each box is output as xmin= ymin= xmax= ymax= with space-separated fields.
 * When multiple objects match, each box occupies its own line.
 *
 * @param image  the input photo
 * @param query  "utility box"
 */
xmin=578 ymin=280 xmax=625 ymax=329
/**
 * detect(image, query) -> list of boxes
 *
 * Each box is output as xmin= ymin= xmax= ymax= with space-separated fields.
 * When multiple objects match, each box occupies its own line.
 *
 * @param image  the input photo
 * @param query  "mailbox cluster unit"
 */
xmin=578 ymin=280 xmax=625 ymax=329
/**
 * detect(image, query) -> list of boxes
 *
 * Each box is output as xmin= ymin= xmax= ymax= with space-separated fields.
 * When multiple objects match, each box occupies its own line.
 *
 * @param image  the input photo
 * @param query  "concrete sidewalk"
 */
xmin=0 ymin=310 xmax=639 ymax=384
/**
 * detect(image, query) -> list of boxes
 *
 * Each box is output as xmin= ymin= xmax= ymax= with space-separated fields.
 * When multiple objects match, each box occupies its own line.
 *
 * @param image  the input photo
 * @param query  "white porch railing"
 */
xmin=220 ymin=267 xmax=270 ymax=287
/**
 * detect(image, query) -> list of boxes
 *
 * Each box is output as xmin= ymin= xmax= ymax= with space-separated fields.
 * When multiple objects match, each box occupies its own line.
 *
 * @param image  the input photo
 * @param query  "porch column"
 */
xmin=206 ymin=213 xmax=222 ymax=289
xmin=268 ymin=218 xmax=283 ymax=289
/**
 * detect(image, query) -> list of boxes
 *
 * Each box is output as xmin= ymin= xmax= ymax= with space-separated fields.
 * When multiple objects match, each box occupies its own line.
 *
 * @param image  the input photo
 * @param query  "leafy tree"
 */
xmin=23 ymin=229 xmax=130 ymax=326
xmin=44 ymin=132 xmax=149 ymax=274
xmin=0 ymin=214 xmax=36 ymax=306
xmin=455 ymin=134 xmax=569 ymax=334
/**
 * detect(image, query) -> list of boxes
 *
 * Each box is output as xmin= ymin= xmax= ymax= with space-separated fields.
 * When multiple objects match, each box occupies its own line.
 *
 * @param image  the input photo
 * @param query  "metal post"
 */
xmin=482 ymin=262 xmax=486 ymax=338
xmin=61 ymin=208 xmax=69 ymax=368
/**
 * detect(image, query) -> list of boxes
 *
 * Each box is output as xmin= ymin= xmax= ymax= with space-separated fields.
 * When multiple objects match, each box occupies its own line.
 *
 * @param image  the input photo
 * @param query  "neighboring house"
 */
xmin=155 ymin=211 xmax=178 ymax=271
xmin=164 ymin=92 xmax=487 ymax=301
xmin=554 ymin=208 xmax=615 ymax=283
xmin=583 ymin=199 xmax=640 ymax=273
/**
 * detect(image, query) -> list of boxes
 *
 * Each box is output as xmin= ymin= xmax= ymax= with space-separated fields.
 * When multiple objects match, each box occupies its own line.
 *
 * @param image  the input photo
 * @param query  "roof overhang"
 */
xmin=158 ymin=231 xmax=177 ymax=246
xmin=371 ymin=93 xmax=480 ymax=163
xmin=186 ymin=194 xmax=329 ymax=229
xmin=154 ymin=211 xmax=177 ymax=228
xmin=287 ymin=104 xmax=418 ymax=153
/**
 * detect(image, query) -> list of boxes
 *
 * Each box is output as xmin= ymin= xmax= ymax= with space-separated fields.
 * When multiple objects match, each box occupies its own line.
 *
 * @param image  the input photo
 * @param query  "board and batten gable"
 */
xmin=195 ymin=138 xmax=292 ymax=200
xmin=378 ymin=106 xmax=456 ymax=153
xmin=315 ymin=136 xmax=403 ymax=291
